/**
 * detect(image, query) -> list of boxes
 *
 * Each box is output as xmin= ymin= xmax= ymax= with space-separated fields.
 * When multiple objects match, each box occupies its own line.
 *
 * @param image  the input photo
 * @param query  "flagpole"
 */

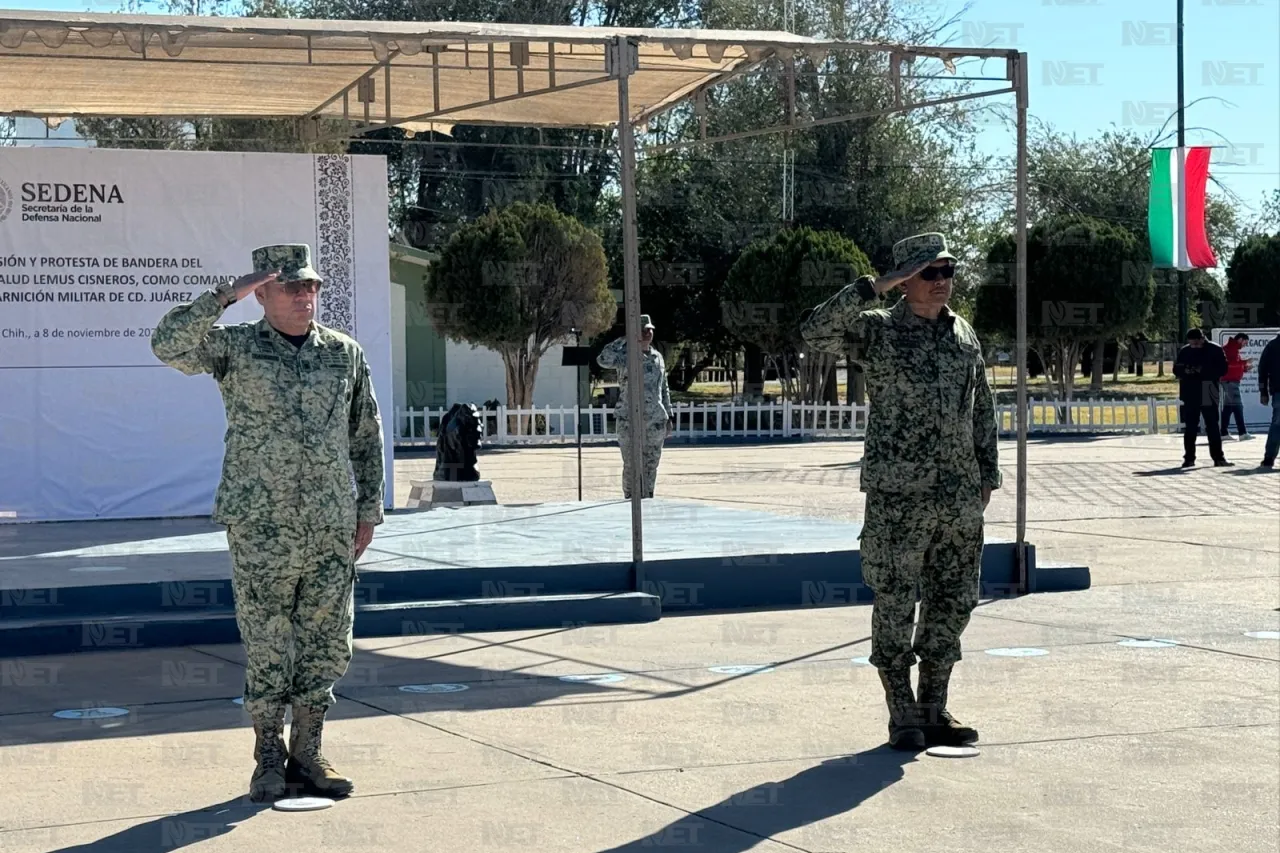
xmin=1176 ymin=0 xmax=1189 ymax=341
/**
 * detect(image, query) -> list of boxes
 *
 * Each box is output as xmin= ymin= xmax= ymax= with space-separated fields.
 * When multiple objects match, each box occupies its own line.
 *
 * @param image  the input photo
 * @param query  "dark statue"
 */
xmin=434 ymin=403 xmax=483 ymax=482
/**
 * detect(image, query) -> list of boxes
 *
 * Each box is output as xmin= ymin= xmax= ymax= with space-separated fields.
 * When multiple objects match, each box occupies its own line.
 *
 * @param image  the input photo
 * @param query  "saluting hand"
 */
xmin=872 ymin=261 xmax=928 ymax=295
xmin=230 ymin=270 xmax=280 ymax=302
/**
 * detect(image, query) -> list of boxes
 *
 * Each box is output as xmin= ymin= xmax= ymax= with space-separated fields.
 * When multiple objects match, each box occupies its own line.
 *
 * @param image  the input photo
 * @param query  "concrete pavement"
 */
xmin=1 ymin=435 xmax=1277 ymax=852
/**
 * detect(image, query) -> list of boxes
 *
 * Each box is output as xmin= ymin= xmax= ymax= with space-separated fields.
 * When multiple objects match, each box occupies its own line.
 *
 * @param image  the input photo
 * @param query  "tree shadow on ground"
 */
xmin=594 ymin=748 xmax=918 ymax=853
xmin=49 ymin=796 xmax=269 ymax=853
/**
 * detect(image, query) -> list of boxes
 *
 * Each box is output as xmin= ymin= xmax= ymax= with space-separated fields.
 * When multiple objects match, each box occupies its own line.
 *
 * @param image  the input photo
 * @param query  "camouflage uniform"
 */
xmin=597 ymin=315 xmax=673 ymax=498
xmin=801 ymin=233 xmax=1000 ymax=750
xmin=151 ymin=244 xmax=383 ymax=799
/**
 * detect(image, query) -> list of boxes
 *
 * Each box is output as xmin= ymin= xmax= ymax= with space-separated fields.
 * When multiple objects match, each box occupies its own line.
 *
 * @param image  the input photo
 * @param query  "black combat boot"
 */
xmin=878 ymin=667 xmax=925 ymax=751
xmin=917 ymin=661 xmax=978 ymax=746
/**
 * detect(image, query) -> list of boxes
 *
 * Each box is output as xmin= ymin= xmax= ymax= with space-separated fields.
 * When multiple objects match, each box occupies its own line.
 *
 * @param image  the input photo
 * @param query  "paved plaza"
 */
xmin=1 ymin=435 xmax=1277 ymax=852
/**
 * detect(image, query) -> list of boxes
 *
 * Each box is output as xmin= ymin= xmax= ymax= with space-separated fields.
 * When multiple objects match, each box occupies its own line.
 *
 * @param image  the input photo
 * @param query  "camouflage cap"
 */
xmin=252 ymin=243 xmax=322 ymax=283
xmin=640 ymin=314 xmax=655 ymax=329
xmin=890 ymin=232 xmax=956 ymax=275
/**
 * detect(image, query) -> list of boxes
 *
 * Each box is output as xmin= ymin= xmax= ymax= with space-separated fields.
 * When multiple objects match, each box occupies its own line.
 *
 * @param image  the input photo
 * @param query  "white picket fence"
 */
xmin=393 ymin=398 xmax=1184 ymax=447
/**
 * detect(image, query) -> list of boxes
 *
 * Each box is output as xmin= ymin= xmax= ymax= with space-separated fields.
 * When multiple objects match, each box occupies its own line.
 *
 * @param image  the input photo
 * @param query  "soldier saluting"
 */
xmin=151 ymin=244 xmax=385 ymax=801
xmin=597 ymin=314 xmax=674 ymax=499
xmin=801 ymin=233 xmax=1000 ymax=751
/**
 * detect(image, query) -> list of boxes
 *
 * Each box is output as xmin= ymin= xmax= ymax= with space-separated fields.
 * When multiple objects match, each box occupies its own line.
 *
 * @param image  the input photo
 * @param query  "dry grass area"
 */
xmin=673 ymin=367 xmax=1181 ymax=404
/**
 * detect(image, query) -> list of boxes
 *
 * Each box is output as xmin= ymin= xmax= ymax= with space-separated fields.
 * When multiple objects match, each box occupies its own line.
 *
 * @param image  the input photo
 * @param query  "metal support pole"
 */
xmin=1176 ymin=0 xmax=1189 ymax=341
xmin=575 ymin=330 xmax=584 ymax=502
xmin=612 ymin=36 xmax=646 ymax=582
xmin=1014 ymin=51 xmax=1030 ymax=595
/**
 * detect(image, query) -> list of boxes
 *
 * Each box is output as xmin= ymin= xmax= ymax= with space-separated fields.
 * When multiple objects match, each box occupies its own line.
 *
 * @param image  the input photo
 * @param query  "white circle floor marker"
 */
xmin=53 ymin=707 xmax=129 ymax=720
xmin=709 ymin=665 xmax=775 ymax=675
xmin=926 ymin=745 xmax=980 ymax=758
xmin=1117 ymin=638 xmax=1179 ymax=648
xmin=984 ymin=647 xmax=1049 ymax=658
xmin=1244 ymin=631 xmax=1280 ymax=640
xmin=399 ymin=683 xmax=469 ymax=694
xmin=272 ymin=797 xmax=334 ymax=812
xmin=558 ymin=673 xmax=627 ymax=684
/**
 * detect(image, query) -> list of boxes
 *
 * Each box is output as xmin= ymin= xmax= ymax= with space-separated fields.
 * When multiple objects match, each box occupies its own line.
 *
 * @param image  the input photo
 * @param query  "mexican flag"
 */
xmin=1148 ymin=146 xmax=1217 ymax=270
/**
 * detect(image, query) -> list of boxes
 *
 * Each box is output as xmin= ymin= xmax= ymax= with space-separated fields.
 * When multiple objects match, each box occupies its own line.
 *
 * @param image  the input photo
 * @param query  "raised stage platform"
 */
xmin=0 ymin=500 xmax=1089 ymax=656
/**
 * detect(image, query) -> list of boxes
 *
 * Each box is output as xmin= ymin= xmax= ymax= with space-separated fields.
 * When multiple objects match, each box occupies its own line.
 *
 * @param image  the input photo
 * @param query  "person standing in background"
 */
xmin=1258 ymin=331 xmax=1280 ymax=469
xmin=597 ymin=314 xmax=673 ymax=498
xmin=1219 ymin=333 xmax=1252 ymax=440
xmin=1173 ymin=329 xmax=1231 ymax=468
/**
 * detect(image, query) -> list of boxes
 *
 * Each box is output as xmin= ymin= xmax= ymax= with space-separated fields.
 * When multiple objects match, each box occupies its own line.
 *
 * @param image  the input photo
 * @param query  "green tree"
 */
xmin=426 ymin=202 xmax=615 ymax=409
xmin=623 ymin=0 xmax=992 ymax=393
xmin=1225 ymin=233 xmax=1280 ymax=328
xmin=976 ymin=215 xmax=1154 ymax=410
xmin=721 ymin=226 xmax=875 ymax=402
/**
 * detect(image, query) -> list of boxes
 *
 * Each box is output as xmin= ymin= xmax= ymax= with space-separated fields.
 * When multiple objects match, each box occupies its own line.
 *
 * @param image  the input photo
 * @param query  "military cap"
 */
xmin=890 ymin=232 xmax=956 ymax=275
xmin=640 ymin=314 xmax=655 ymax=329
xmin=252 ymin=243 xmax=322 ymax=283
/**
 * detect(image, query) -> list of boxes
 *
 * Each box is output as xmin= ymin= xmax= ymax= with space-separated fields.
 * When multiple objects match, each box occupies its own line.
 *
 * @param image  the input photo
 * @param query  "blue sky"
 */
xmin=932 ymin=0 xmax=1279 ymax=220
xmin=7 ymin=0 xmax=1280 ymax=220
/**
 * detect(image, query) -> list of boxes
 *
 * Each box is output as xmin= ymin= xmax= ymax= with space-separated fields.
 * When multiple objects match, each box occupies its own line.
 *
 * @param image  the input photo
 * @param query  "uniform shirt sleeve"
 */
xmin=799 ymin=275 xmax=881 ymax=355
xmin=150 ymin=290 xmax=233 ymax=379
xmin=659 ymin=352 xmax=673 ymax=416
xmin=972 ymin=359 xmax=1002 ymax=490
xmin=349 ymin=348 xmax=386 ymax=525
xmin=596 ymin=336 xmax=627 ymax=368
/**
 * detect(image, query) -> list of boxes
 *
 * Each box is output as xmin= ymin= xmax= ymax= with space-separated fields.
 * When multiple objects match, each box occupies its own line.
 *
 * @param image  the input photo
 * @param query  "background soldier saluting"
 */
xmin=151 ymin=244 xmax=385 ymax=801
xmin=597 ymin=314 xmax=674 ymax=498
xmin=801 ymin=233 xmax=1000 ymax=752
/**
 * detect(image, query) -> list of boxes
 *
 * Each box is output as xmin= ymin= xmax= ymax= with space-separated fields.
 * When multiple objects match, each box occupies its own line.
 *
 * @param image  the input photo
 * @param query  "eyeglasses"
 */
xmin=919 ymin=264 xmax=956 ymax=281
xmin=280 ymin=280 xmax=322 ymax=295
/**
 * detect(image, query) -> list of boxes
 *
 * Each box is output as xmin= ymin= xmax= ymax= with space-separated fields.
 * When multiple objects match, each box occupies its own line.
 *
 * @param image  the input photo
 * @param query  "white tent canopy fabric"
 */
xmin=0 ymin=10 xmax=851 ymax=132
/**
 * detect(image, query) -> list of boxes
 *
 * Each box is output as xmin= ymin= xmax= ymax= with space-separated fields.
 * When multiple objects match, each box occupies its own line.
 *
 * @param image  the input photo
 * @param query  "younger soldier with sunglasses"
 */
xmin=151 ymin=244 xmax=384 ymax=802
xmin=801 ymin=233 xmax=999 ymax=752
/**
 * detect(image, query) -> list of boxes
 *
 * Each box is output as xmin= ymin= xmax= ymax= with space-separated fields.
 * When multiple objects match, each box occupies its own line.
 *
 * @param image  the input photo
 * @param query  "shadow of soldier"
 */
xmin=593 ymin=748 xmax=917 ymax=852
xmin=48 ymin=796 xmax=269 ymax=853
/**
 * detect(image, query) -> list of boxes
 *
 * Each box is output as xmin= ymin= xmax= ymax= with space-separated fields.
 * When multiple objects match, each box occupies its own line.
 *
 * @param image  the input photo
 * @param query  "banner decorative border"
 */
xmin=314 ymin=155 xmax=355 ymax=336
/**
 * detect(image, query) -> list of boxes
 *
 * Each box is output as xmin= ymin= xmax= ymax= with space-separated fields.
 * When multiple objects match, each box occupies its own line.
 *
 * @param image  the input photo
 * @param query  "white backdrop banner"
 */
xmin=0 ymin=147 xmax=393 ymax=522
xmin=1213 ymin=327 xmax=1280 ymax=427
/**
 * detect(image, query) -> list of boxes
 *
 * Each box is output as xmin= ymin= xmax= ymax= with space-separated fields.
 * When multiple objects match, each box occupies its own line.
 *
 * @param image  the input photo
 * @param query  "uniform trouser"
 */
xmin=616 ymin=419 xmax=667 ymax=498
xmin=859 ymin=488 xmax=985 ymax=671
xmin=225 ymin=521 xmax=356 ymax=721
xmin=1219 ymin=382 xmax=1246 ymax=436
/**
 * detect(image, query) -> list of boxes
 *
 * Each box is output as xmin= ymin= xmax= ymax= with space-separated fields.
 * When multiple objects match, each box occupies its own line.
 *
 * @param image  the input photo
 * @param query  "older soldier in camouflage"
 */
xmin=152 ymin=244 xmax=384 ymax=801
xmin=801 ymin=233 xmax=1000 ymax=752
xmin=597 ymin=314 xmax=674 ymax=498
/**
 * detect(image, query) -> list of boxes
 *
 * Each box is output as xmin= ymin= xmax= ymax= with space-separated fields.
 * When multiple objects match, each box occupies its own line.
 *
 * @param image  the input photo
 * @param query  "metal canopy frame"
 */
xmin=0 ymin=12 xmax=1031 ymax=595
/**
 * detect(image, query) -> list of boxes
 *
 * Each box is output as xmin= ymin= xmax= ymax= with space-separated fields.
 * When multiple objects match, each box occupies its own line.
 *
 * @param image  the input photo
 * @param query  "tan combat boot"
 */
xmin=878 ymin=667 xmax=925 ymax=751
xmin=285 ymin=703 xmax=354 ymax=798
xmin=249 ymin=706 xmax=288 ymax=802
xmin=917 ymin=661 xmax=978 ymax=746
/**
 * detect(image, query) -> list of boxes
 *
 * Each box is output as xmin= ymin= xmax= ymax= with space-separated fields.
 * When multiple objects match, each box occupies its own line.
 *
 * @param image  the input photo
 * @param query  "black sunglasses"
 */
xmin=919 ymin=263 xmax=956 ymax=281
xmin=279 ymin=279 xmax=323 ymax=295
